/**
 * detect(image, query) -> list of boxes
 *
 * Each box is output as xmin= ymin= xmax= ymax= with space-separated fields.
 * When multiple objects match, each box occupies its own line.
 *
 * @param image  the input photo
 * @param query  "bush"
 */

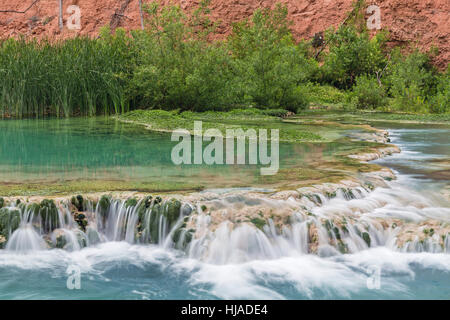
xmin=321 ymin=26 xmax=387 ymax=89
xmin=303 ymin=83 xmax=349 ymax=105
xmin=429 ymin=70 xmax=450 ymax=113
xmin=385 ymin=50 xmax=438 ymax=113
xmin=351 ymin=75 xmax=387 ymax=109
xmin=129 ymin=2 xmax=236 ymax=112
xmin=229 ymin=4 xmax=314 ymax=111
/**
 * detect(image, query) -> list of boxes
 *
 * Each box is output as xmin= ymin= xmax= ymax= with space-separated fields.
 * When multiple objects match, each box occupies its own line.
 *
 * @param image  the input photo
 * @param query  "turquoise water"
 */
xmin=0 ymin=117 xmax=322 ymax=186
xmin=0 ymin=121 xmax=449 ymax=300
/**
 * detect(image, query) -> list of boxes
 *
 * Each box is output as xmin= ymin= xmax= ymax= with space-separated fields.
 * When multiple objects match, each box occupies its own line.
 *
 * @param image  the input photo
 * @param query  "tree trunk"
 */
xmin=139 ymin=0 xmax=144 ymax=30
xmin=59 ymin=0 xmax=63 ymax=31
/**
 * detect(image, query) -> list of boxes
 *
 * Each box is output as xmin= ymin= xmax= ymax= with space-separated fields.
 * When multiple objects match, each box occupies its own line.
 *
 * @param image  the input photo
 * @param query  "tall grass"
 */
xmin=0 ymin=35 xmax=130 ymax=118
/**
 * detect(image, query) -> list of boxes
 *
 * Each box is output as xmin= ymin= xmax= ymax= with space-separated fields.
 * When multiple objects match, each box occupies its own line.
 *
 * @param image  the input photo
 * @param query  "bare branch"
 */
xmin=0 ymin=0 xmax=40 ymax=14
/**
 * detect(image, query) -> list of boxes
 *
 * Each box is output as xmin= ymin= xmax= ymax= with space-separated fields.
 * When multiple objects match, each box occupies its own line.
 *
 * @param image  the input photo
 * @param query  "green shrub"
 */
xmin=303 ymin=83 xmax=349 ymax=105
xmin=385 ymin=50 xmax=438 ymax=113
xmin=350 ymin=75 xmax=387 ymax=109
xmin=322 ymin=26 xmax=387 ymax=89
xmin=229 ymin=4 xmax=314 ymax=111
xmin=428 ymin=69 xmax=449 ymax=113
xmin=260 ymin=108 xmax=291 ymax=117
xmin=129 ymin=2 xmax=236 ymax=112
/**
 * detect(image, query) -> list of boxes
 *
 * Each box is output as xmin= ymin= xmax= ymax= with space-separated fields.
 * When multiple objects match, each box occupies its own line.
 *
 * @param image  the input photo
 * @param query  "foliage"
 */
xmin=384 ymin=50 xmax=439 ymax=113
xmin=321 ymin=26 xmax=387 ymax=89
xmin=129 ymin=2 xmax=236 ymax=111
xmin=229 ymin=4 xmax=315 ymax=111
xmin=0 ymin=2 xmax=447 ymax=117
xmin=303 ymin=83 xmax=349 ymax=105
xmin=0 ymin=33 xmax=131 ymax=117
xmin=429 ymin=70 xmax=450 ymax=113
xmin=350 ymin=75 xmax=387 ymax=109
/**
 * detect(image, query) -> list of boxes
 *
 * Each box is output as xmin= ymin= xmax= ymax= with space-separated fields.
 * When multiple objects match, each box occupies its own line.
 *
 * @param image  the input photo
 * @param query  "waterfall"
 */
xmin=5 ymin=225 xmax=46 ymax=252
xmin=1 ymin=180 xmax=448 ymax=261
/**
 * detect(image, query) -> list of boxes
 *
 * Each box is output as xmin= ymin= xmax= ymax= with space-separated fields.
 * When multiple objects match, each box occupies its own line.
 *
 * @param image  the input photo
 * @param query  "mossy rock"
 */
xmin=137 ymin=195 xmax=153 ymax=222
xmin=305 ymin=194 xmax=323 ymax=205
xmin=98 ymin=195 xmax=111 ymax=223
xmin=333 ymin=226 xmax=341 ymax=240
xmin=323 ymin=219 xmax=333 ymax=231
xmin=326 ymin=191 xmax=337 ymax=199
xmin=163 ymin=199 xmax=182 ymax=228
xmin=172 ymin=227 xmax=194 ymax=250
xmin=71 ymin=195 xmax=84 ymax=212
xmin=74 ymin=212 xmax=88 ymax=232
xmin=39 ymin=199 xmax=59 ymax=233
xmin=141 ymin=195 xmax=153 ymax=209
xmin=147 ymin=202 xmax=162 ymax=244
xmin=125 ymin=197 xmax=138 ymax=208
xmin=54 ymin=231 xmax=67 ymax=249
xmin=139 ymin=198 xmax=186 ymax=245
xmin=250 ymin=217 xmax=266 ymax=230
xmin=154 ymin=196 xmax=162 ymax=204
xmin=0 ymin=208 xmax=21 ymax=239
xmin=365 ymin=183 xmax=375 ymax=191
xmin=362 ymin=232 xmax=371 ymax=247
xmin=337 ymin=239 xmax=349 ymax=254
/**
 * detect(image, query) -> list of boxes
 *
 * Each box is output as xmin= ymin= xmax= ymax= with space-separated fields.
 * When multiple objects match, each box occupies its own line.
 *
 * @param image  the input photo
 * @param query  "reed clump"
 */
xmin=0 ymin=33 xmax=131 ymax=118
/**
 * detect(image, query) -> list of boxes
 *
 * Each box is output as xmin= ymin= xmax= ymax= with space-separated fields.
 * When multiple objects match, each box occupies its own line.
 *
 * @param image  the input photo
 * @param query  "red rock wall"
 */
xmin=0 ymin=0 xmax=448 ymax=68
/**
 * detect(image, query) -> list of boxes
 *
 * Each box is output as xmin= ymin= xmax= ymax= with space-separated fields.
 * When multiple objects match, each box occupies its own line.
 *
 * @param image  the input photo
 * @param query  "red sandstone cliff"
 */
xmin=0 ymin=0 xmax=448 ymax=68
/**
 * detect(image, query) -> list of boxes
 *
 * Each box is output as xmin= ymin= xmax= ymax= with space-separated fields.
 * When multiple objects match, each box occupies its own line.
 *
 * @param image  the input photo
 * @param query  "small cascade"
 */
xmin=5 ymin=225 xmax=46 ymax=252
xmin=185 ymin=182 xmax=449 ymax=263
xmin=0 ymin=179 xmax=448 ymax=261
xmin=94 ymin=195 xmax=191 ymax=248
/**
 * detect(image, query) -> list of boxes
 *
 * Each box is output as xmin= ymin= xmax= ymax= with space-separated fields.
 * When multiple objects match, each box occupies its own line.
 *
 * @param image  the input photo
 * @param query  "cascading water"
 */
xmin=0 ymin=125 xmax=448 ymax=299
xmin=1 ymin=176 xmax=447 ymax=261
xmin=0 ymin=176 xmax=448 ymax=299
